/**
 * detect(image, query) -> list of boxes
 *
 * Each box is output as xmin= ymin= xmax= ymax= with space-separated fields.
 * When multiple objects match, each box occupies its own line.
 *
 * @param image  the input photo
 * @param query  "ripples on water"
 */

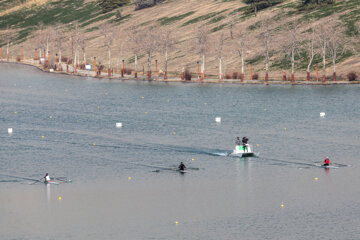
xmin=0 ymin=63 xmax=359 ymax=239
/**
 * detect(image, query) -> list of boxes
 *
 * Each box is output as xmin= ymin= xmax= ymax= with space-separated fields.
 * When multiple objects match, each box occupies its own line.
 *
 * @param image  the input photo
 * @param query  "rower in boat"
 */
xmin=178 ymin=162 xmax=186 ymax=171
xmin=235 ymin=137 xmax=241 ymax=146
xmin=43 ymin=173 xmax=51 ymax=183
xmin=242 ymin=137 xmax=249 ymax=152
xmin=323 ymin=157 xmax=330 ymax=166
xmin=231 ymin=136 xmax=255 ymax=157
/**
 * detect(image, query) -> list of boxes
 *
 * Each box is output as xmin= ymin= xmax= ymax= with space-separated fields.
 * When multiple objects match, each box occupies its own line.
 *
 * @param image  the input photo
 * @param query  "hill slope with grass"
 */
xmin=1 ymin=0 xmax=360 ymax=80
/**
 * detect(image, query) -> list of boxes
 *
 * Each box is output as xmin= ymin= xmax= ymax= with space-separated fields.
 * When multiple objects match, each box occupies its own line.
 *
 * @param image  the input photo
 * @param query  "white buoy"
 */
xmin=215 ymin=117 xmax=221 ymax=123
xmin=116 ymin=122 xmax=123 ymax=128
xmin=320 ymin=112 xmax=326 ymax=117
xmin=8 ymin=128 xmax=13 ymax=134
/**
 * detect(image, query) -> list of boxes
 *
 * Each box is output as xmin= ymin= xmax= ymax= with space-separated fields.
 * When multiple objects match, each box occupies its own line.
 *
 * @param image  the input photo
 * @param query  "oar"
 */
xmin=29 ymin=178 xmax=43 ymax=185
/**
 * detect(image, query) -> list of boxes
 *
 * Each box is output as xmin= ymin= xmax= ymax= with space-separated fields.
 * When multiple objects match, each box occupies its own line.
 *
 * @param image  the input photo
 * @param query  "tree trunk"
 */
xmin=147 ymin=52 xmax=151 ymax=80
xmin=6 ymin=42 xmax=9 ymax=62
xmin=46 ymin=37 xmax=48 ymax=59
xmin=201 ymin=54 xmax=205 ymax=81
xmin=134 ymin=54 xmax=138 ymax=78
xmin=59 ymin=49 xmax=62 ymax=71
xmin=219 ymin=58 xmax=222 ymax=82
xmin=241 ymin=49 xmax=244 ymax=83
xmin=74 ymin=49 xmax=77 ymax=73
xmin=322 ymin=46 xmax=326 ymax=82
xmin=164 ymin=50 xmax=168 ymax=80
xmin=108 ymin=46 xmax=111 ymax=77
xmin=332 ymin=54 xmax=336 ymax=81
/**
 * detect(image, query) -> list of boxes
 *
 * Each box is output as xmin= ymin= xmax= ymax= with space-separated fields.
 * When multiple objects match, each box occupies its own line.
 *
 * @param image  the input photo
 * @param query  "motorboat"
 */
xmin=230 ymin=144 xmax=255 ymax=157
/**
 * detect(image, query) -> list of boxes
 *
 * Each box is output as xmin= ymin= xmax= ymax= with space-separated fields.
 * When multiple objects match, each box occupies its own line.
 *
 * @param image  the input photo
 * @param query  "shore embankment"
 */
xmin=2 ymin=59 xmax=360 ymax=85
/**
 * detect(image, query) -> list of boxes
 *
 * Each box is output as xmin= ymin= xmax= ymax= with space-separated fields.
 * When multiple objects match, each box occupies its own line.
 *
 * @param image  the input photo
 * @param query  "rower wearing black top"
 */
xmin=242 ymin=137 xmax=249 ymax=152
xmin=178 ymin=162 xmax=186 ymax=171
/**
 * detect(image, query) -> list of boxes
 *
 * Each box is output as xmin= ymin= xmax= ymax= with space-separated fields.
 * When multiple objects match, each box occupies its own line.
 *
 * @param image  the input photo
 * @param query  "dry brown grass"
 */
xmin=6 ymin=0 xmax=360 ymax=80
xmin=0 ymin=0 xmax=52 ymax=17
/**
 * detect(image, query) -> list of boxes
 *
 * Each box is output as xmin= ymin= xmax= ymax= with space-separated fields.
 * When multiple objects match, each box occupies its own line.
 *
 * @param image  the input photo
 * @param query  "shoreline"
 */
xmin=2 ymin=61 xmax=360 ymax=85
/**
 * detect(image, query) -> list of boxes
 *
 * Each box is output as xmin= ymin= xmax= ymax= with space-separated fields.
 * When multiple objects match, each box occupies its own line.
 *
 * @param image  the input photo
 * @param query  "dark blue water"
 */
xmin=1 ymin=63 xmax=359 ymax=239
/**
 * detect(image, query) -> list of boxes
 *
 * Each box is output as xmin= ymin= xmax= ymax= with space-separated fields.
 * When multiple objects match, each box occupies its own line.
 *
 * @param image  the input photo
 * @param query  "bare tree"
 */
xmin=317 ymin=25 xmax=329 ymax=82
xmin=261 ymin=19 xmax=272 ymax=82
xmin=134 ymin=26 xmax=159 ymax=80
xmin=327 ymin=23 xmax=345 ymax=81
xmin=101 ymin=23 xmax=116 ymax=77
xmin=127 ymin=24 xmax=142 ymax=78
xmin=53 ymin=23 xmax=66 ymax=70
xmin=235 ymin=31 xmax=247 ymax=82
xmin=70 ymin=23 xmax=82 ymax=73
xmin=228 ymin=16 xmax=237 ymax=40
xmin=216 ymin=33 xmax=225 ymax=82
xmin=159 ymin=29 xmax=176 ymax=80
xmin=1 ymin=27 xmax=17 ymax=62
xmin=195 ymin=27 xmax=210 ymax=81
xmin=38 ymin=24 xmax=52 ymax=61
xmin=283 ymin=20 xmax=298 ymax=82
xmin=304 ymin=29 xmax=316 ymax=81
xmin=80 ymin=35 xmax=86 ymax=65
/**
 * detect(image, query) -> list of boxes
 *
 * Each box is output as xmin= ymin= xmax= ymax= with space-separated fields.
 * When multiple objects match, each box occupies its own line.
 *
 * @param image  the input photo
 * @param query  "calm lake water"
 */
xmin=0 ymin=63 xmax=359 ymax=240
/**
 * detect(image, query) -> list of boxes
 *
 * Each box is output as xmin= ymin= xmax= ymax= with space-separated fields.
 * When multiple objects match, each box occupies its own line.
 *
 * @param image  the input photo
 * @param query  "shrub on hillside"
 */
xmin=124 ymin=68 xmax=132 ymax=75
xmin=225 ymin=73 xmax=232 ymax=79
xmin=252 ymin=73 xmax=259 ymax=80
xmin=232 ymin=72 xmax=241 ymax=79
xmin=300 ymin=0 xmax=334 ymax=9
xmin=347 ymin=72 xmax=357 ymax=81
xmin=98 ymin=0 xmax=130 ymax=13
xmin=184 ymin=68 xmax=192 ymax=81
xmin=243 ymin=0 xmax=284 ymax=14
xmin=135 ymin=0 xmax=164 ymax=10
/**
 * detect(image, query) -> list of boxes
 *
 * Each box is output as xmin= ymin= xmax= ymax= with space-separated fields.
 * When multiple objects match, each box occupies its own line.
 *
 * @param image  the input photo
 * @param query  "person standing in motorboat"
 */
xmin=242 ymin=137 xmax=249 ymax=152
xmin=323 ymin=157 xmax=330 ymax=166
xmin=235 ymin=137 xmax=241 ymax=146
xmin=178 ymin=162 xmax=186 ymax=171
xmin=43 ymin=173 xmax=51 ymax=183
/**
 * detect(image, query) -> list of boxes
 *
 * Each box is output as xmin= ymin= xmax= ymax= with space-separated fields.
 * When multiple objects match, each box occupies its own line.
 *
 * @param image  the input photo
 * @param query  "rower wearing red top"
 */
xmin=324 ymin=158 xmax=330 ymax=166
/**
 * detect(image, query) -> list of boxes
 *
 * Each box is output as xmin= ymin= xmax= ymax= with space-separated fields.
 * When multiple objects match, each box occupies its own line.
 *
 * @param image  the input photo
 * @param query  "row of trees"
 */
xmin=0 ymin=16 xmax=356 ymax=82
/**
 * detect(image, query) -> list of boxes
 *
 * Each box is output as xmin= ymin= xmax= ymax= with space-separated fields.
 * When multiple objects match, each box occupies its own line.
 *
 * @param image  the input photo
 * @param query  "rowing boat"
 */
xmin=45 ymin=180 xmax=59 ymax=185
xmin=314 ymin=164 xmax=339 ymax=169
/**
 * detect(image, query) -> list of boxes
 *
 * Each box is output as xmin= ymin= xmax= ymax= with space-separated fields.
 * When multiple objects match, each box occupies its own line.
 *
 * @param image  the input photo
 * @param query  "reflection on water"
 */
xmin=0 ymin=63 xmax=360 ymax=239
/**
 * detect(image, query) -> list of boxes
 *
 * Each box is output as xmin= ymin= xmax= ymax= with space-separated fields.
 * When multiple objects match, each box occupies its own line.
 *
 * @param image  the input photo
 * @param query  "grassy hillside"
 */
xmin=1 ymin=0 xmax=360 ymax=79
